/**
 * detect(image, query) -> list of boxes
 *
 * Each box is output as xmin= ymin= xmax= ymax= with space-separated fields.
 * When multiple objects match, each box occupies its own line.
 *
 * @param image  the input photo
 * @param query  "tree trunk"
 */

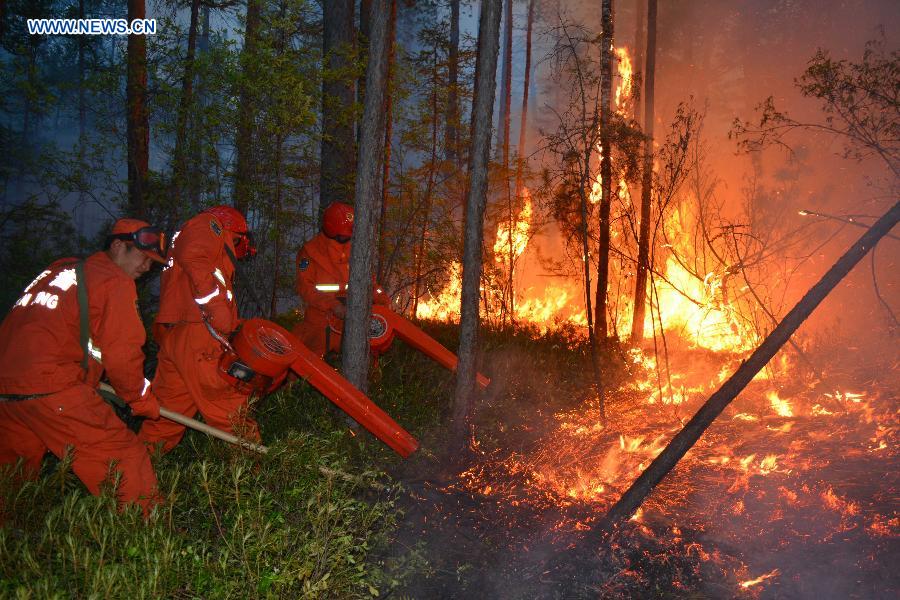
xmin=630 ymin=0 xmax=657 ymax=344
xmin=497 ymin=0 xmax=512 ymax=169
xmin=358 ymin=0 xmax=371 ymax=142
xmin=191 ymin=3 xmax=210 ymax=212
xmin=445 ymin=0 xmax=460 ymax=162
xmin=412 ymin=57 xmax=441 ymax=319
xmin=513 ymin=0 xmax=535 ymax=201
xmin=498 ymin=0 xmax=514 ymax=324
xmin=126 ymin=0 xmax=150 ymax=217
xmin=451 ymin=0 xmax=502 ymax=451
xmin=77 ymin=0 xmax=86 ymax=147
xmin=234 ymin=0 xmax=261 ymax=214
xmin=602 ymin=201 xmax=900 ymax=529
xmin=320 ymin=0 xmax=357 ymax=212
xmin=594 ymin=0 xmax=614 ymax=339
xmin=506 ymin=0 xmax=535 ymax=323
xmin=342 ymin=0 xmax=391 ymax=393
xmin=172 ymin=0 xmax=201 ymax=208
xmin=271 ymin=138 xmax=284 ymax=318
xmin=377 ymin=0 xmax=397 ymax=283
xmin=77 ymin=0 xmax=86 ymax=234
xmin=632 ymin=0 xmax=646 ymax=128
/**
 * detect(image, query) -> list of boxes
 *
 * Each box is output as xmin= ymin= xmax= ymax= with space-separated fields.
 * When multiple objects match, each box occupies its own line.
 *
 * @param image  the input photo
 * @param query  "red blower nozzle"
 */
xmin=219 ymin=318 xmax=418 ymax=457
xmin=376 ymin=306 xmax=491 ymax=389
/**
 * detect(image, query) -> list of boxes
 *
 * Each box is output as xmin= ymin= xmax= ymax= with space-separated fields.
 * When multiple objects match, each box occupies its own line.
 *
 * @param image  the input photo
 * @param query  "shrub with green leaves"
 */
xmin=1 ymin=424 xmax=402 ymax=598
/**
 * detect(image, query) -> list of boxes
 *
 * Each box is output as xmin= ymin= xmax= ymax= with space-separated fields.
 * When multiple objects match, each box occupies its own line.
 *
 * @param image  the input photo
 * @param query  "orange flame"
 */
xmin=740 ymin=569 xmax=780 ymax=589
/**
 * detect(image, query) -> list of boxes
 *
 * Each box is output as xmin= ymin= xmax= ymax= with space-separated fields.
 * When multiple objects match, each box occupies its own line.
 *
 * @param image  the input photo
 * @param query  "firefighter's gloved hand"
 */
xmin=130 ymin=388 xmax=161 ymax=420
xmin=204 ymin=298 xmax=236 ymax=335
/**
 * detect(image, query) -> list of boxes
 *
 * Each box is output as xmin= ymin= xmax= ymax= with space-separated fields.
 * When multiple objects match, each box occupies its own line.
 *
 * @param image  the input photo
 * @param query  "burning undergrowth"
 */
xmin=391 ymin=328 xmax=898 ymax=598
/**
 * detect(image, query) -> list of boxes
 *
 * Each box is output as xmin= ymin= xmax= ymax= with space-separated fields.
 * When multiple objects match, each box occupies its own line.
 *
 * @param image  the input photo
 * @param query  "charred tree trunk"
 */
xmin=377 ymin=0 xmax=397 ymax=282
xmin=445 ymin=0 xmax=460 ymax=162
xmin=234 ymin=0 xmax=261 ymax=214
xmin=126 ymin=0 xmax=150 ymax=217
xmin=594 ymin=0 xmax=614 ymax=339
xmin=451 ymin=0 xmax=502 ymax=452
xmin=342 ymin=0 xmax=390 ymax=392
xmin=630 ymin=0 xmax=657 ymax=344
xmin=321 ymin=0 xmax=356 ymax=212
xmin=602 ymin=201 xmax=900 ymax=529
xmin=172 ymin=0 xmax=201 ymax=208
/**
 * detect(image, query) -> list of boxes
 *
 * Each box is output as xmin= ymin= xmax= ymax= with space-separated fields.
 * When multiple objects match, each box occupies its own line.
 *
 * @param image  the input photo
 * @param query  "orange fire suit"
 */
xmin=292 ymin=234 xmax=390 ymax=358
xmin=138 ymin=213 xmax=258 ymax=453
xmin=293 ymin=233 xmax=351 ymax=357
xmin=0 ymin=252 xmax=159 ymax=514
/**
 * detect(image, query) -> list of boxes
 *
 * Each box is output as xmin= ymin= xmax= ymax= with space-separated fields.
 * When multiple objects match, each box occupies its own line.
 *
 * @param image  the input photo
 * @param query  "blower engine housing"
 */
xmin=219 ymin=318 xmax=299 ymax=394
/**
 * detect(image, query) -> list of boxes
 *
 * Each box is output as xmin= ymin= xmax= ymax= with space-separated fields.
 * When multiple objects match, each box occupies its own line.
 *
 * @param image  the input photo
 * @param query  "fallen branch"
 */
xmin=599 ymin=200 xmax=900 ymax=530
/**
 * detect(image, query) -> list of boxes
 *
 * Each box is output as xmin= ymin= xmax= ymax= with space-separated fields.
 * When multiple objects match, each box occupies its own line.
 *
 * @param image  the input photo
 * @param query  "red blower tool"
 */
xmin=327 ymin=305 xmax=490 ymax=389
xmin=217 ymin=318 xmax=418 ymax=458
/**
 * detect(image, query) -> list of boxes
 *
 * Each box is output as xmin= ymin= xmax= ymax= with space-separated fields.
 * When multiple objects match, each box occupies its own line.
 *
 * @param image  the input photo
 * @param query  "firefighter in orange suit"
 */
xmin=138 ymin=206 xmax=258 ymax=454
xmin=293 ymin=202 xmax=388 ymax=357
xmin=0 ymin=219 xmax=166 ymax=515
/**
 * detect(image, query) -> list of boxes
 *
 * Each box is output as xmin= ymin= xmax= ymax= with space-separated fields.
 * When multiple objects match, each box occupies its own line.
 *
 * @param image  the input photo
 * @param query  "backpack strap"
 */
xmin=74 ymin=260 xmax=91 ymax=373
xmin=223 ymin=243 xmax=237 ymax=268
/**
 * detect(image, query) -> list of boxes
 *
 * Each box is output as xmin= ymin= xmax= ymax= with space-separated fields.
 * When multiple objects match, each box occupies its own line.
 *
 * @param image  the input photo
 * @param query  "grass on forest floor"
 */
xmin=0 ymin=321 xmax=611 ymax=599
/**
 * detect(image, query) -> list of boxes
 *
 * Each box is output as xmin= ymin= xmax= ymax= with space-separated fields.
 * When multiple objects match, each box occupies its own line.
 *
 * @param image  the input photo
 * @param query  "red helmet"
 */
xmin=205 ymin=205 xmax=256 ymax=259
xmin=322 ymin=202 xmax=354 ymax=239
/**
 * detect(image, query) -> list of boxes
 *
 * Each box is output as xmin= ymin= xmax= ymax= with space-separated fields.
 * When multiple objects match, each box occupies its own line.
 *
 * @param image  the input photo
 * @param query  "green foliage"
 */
xmin=1 ymin=425 xmax=403 ymax=598
xmin=0 ymin=198 xmax=82 ymax=314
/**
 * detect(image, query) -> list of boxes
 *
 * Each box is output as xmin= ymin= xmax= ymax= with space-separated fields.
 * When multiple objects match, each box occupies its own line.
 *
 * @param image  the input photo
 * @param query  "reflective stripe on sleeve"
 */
xmin=87 ymin=338 xmax=102 ymax=363
xmin=212 ymin=268 xmax=227 ymax=287
xmin=194 ymin=287 xmax=220 ymax=305
xmin=315 ymin=284 xmax=342 ymax=292
xmin=142 ymin=378 xmax=151 ymax=395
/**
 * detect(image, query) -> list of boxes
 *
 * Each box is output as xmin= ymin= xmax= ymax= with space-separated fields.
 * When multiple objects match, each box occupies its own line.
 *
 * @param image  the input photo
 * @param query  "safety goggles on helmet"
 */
xmin=109 ymin=226 xmax=166 ymax=256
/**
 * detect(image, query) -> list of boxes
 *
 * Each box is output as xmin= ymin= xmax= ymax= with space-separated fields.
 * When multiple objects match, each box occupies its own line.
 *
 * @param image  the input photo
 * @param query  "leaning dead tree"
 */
xmin=600 ymin=200 xmax=900 ymax=529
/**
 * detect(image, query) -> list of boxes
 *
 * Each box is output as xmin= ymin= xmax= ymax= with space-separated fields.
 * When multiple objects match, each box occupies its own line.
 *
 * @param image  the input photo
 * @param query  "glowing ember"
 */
xmin=740 ymin=569 xmax=780 ymax=589
xmin=767 ymin=391 xmax=794 ymax=417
